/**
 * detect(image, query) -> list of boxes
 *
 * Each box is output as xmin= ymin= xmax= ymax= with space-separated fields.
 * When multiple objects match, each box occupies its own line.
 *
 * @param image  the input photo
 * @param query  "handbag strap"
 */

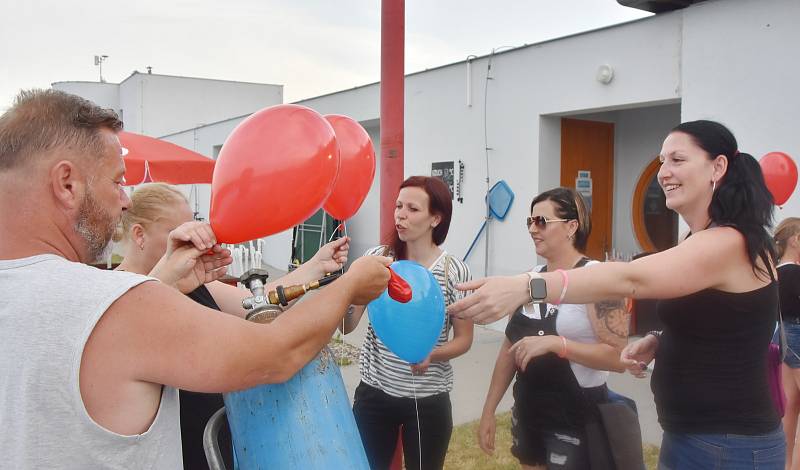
xmin=770 ymin=264 xmax=789 ymax=361
xmin=444 ymin=254 xmax=452 ymax=332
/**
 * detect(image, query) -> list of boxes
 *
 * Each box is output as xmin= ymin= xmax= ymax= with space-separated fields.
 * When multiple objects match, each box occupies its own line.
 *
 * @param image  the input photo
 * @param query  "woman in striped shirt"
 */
xmin=342 ymin=175 xmax=474 ymax=470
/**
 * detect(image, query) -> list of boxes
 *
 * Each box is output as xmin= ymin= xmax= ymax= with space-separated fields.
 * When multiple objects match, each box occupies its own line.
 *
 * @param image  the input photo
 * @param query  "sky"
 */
xmin=0 ymin=1 xmax=650 ymax=111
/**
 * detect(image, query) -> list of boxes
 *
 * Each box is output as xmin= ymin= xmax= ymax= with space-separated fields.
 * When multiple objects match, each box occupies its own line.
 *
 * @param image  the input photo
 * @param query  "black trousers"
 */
xmin=352 ymin=382 xmax=453 ymax=470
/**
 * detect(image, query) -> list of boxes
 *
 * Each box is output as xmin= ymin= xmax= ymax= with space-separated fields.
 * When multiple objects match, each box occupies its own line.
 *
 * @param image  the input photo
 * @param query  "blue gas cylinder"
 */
xmin=223 ymin=346 xmax=369 ymax=469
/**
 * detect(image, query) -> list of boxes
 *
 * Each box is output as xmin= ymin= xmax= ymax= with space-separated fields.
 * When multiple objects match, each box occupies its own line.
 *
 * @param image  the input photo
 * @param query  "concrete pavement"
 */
xmin=338 ymin=322 xmax=663 ymax=446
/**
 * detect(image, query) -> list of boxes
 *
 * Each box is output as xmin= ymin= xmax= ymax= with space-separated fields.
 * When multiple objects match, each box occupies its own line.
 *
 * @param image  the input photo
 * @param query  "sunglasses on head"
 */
xmin=526 ymin=215 xmax=572 ymax=229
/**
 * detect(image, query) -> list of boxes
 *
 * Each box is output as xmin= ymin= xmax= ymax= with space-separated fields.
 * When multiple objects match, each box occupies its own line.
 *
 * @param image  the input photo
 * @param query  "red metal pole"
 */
xmin=382 ymin=3 xmax=405 ymax=468
xmin=380 ymin=0 xmax=405 ymax=245
xmin=390 ymin=427 xmax=404 ymax=470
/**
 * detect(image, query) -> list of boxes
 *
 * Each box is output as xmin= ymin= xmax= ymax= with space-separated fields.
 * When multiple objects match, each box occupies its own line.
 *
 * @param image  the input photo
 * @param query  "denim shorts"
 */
xmin=658 ymin=427 xmax=784 ymax=470
xmin=773 ymin=321 xmax=800 ymax=368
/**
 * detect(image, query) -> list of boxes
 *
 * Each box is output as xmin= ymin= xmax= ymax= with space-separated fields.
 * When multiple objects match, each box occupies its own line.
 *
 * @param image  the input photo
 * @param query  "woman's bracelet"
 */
xmin=646 ymin=330 xmax=662 ymax=341
xmin=557 ymin=335 xmax=568 ymax=358
xmin=554 ymin=269 xmax=569 ymax=305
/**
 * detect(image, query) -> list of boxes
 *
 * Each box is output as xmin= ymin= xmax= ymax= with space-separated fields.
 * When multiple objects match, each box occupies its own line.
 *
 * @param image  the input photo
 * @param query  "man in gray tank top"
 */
xmin=0 ymin=89 xmax=392 ymax=468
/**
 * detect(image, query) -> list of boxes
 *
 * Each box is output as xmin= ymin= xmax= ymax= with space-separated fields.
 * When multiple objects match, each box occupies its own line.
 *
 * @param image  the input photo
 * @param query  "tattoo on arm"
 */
xmin=594 ymin=299 xmax=630 ymax=339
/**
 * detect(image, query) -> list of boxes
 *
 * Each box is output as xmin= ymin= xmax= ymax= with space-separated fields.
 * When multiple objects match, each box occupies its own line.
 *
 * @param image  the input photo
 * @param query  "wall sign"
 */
xmin=432 ymin=161 xmax=455 ymax=199
xmin=575 ymin=170 xmax=593 ymax=212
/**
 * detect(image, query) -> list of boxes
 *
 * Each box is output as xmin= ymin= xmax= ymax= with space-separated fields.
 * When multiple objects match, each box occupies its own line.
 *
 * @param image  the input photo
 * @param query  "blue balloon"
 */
xmin=367 ymin=260 xmax=445 ymax=364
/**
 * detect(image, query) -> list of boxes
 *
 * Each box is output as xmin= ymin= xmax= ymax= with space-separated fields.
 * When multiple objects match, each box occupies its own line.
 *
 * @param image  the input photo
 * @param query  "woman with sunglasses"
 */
xmin=115 ymin=183 xmax=351 ymax=470
xmin=341 ymin=175 xmax=473 ymax=470
xmin=477 ymin=187 xmax=629 ymax=469
xmin=450 ymin=120 xmax=784 ymax=468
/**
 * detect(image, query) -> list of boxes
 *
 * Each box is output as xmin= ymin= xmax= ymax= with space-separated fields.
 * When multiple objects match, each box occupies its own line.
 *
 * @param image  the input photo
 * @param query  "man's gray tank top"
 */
xmin=0 ymin=254 xmax=183 ymax=469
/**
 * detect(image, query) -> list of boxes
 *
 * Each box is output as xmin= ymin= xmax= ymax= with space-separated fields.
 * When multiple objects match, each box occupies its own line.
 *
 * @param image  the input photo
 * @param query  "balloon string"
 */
xmin=328 ymin=222 xmax=345 ymax=243
xmin=411 ymin=373 xmax=423 ymax=470
xmin=337 ymin=221 xmax=348 ymax=335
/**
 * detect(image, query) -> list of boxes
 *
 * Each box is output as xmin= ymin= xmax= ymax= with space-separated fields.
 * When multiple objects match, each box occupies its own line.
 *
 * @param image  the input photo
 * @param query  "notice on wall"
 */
xmin=432 ymin=161 xmax=455 ymax=200
xmin=575 ymin=170 xmax=593 ymax=212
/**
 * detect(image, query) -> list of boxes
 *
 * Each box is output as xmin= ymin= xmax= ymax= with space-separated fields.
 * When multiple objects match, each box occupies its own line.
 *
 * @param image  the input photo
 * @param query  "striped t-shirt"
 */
xmin=358 ymin=246 xmax=471 ymax=398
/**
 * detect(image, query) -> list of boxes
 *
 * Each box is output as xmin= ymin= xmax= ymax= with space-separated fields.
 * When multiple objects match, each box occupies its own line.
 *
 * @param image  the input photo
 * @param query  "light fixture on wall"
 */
xmin=596 ymin=64 xmax=614 ymax=85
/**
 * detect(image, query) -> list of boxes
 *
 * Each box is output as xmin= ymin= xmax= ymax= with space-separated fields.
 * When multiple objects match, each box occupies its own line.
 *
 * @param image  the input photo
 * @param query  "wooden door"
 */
xmin=560 ymin=118 xmax=615 ymax=260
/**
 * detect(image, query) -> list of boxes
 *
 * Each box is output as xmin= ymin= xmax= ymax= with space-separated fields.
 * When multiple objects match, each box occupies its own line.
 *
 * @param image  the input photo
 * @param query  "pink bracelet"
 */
xmin=558 ymin=335 xmax=568 ymax=358
xmin=554 ymin=269 xmax=569 ymax=305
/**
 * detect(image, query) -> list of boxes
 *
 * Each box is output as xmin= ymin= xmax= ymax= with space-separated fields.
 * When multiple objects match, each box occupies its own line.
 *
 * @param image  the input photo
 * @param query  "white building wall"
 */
xmin=118 ymin=73 xmax=283 ymax=138
xmin=535 ymin=103 xmax=680 ymax=260
xmin=66 ymin=0 xmax=798 ymax=276
xmin=51 ymin=81 xmax=120 ymax=116
xmin=613 ymin=104 xmax=682 ymax=254
xmin=293 ymin=12 xmax=683 ymax=279
xmin=681 ymin=0 xmax=800 ymax=224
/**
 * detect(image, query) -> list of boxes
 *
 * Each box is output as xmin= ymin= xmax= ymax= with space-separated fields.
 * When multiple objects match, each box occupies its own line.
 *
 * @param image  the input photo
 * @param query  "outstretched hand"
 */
xmin=344 ymin=255 xmax=392 ymax=305
xmin=446 ymin=275 xmax=531 ymax=325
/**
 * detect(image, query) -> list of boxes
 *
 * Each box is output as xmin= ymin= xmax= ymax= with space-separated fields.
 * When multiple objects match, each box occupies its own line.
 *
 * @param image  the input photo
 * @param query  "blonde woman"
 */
xmin=774 ymin=218 xmax=800 ymax=469
xmin=116 ymin=183 xmax=351 ymax=470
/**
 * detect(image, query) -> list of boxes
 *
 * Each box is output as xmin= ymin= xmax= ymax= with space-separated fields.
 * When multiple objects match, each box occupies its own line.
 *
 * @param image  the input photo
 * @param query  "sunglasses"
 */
xmin=526 ymin=215 xmax=572 ymax=229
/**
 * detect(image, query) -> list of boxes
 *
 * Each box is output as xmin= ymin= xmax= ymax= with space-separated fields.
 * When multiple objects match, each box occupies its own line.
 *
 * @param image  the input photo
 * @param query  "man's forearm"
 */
xmin=262 ymin=275 xmax=356 ymax=380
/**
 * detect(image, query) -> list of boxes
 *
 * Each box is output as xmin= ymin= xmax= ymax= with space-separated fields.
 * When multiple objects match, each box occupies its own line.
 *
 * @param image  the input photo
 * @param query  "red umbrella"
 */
xmin=119 ymin=131 xmax=216 ymax=185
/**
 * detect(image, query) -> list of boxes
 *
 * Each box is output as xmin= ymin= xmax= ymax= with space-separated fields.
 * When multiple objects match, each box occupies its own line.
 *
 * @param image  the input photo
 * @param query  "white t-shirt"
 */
xmin=521 ymin=261 xmax=609 ymax=388
xmin=0 ymin=255 xmax=183 ymax=469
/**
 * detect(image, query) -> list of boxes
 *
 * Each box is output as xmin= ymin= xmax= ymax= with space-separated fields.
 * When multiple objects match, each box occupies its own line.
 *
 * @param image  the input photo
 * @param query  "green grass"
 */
xmin=445 ymin=412 xmax=661 ymax=470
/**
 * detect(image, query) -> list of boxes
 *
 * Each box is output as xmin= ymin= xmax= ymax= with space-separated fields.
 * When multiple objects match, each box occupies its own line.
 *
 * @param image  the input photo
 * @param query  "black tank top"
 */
xmin=652 ymin=282 xmax=780 ymax=434
xmin=182 ymin=285 xmax=234 ymax=470
xmin=778 ymin=263 xmax=800 ymax=320
xmin=504 ymin=258 xmax=606 ymax=429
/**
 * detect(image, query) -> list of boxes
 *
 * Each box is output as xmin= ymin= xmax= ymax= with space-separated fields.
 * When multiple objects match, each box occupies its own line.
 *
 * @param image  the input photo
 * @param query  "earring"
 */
xmin=712 ymin=180 xmax=716 ymax=192
xmin=139 ymin=242 xmax=144 ymax=251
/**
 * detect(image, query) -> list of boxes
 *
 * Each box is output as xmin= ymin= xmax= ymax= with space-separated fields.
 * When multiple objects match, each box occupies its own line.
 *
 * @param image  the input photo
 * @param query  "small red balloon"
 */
xmin=760 ymin=152 xmax=798 ymax=206
xmin=387 ymin=267 xmax=412 ymax=303
xmin=322 ymin=115 xmax=376 ymax=220
xmin=210 ymin=104 xmax=340 ymax=243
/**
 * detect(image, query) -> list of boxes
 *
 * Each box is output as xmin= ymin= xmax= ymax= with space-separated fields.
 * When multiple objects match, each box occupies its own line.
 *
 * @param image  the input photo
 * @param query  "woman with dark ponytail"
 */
xmin=450 ymin=120 xmax=785 ymax=468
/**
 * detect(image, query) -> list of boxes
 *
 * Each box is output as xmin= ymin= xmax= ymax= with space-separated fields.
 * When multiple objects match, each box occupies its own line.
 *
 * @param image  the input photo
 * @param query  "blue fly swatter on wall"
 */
xmin=463 ymin=180 xmax=514 ymax=261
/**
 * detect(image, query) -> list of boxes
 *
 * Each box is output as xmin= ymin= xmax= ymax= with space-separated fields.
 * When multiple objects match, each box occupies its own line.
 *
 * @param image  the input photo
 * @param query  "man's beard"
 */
xmin=74 ymin=189 xmax=117 ymax=263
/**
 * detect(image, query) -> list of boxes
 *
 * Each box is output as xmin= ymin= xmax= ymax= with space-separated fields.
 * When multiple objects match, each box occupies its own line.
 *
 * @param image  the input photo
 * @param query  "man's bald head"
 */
xmin=0 ymin=89 xmax=122 ymax=172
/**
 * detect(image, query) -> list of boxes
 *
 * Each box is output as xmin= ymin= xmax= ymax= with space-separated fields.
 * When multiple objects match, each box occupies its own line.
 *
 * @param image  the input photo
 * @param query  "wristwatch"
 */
xmin=525 ymin=272 xmax=547 ymax=304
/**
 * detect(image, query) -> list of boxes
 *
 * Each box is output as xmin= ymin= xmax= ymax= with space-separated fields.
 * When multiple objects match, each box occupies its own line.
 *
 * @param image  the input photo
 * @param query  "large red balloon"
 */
xmin=210 ymin=104 xmax=340 ymax=243
xmin=322 ymin=115 xmax=376 ymax=220
xmin=760 ymin=152 xmax=797 ymax=206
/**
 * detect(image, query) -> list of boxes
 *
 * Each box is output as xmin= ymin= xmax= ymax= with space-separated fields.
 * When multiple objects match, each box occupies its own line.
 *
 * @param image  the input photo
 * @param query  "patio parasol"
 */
xmin=118 ymin=131 xmax=216 ymax=185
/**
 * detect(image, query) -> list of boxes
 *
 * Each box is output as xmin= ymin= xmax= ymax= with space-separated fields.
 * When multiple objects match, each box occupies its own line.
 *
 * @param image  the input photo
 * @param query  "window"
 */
xmin=632 ymin=158 xmax=678 ymax=252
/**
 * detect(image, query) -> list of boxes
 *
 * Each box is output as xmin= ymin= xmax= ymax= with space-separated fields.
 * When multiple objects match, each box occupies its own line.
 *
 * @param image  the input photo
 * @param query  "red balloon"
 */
xmin=210 ymin=104 xmax=340 ymax=243
xmin=387 ymin=267 xmax=412 ymax=303
xmin=760 ymin=152 xmax=798 ymax=206
xmin=322 ymin=115 xmax=376 ymax=220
